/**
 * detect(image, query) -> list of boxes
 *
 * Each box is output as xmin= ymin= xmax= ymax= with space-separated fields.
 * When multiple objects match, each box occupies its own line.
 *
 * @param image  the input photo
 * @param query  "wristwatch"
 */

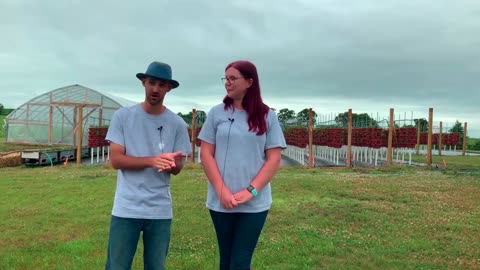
xmin=247 ymin=184 xmax=258 ymax=196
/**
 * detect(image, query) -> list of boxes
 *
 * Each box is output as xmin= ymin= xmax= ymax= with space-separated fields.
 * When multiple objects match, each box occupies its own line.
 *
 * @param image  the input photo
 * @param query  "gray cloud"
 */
xmin=1 ymin=0 xmax=479 ymax=136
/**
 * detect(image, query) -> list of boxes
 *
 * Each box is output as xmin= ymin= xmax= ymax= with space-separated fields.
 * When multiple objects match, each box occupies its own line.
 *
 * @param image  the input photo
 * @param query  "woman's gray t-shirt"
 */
xmin=198 ymin=104 xmax=286 ymax=213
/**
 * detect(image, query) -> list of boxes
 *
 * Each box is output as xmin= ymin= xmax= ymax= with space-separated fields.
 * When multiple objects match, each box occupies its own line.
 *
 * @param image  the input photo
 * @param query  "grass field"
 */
xmin=1 ymin=164 xmax=479 ymax=269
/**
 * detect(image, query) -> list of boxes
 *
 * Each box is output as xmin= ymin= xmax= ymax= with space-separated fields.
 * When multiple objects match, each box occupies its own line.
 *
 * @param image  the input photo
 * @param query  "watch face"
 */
xmin=247 ymin=185 xmax=257 ymax=196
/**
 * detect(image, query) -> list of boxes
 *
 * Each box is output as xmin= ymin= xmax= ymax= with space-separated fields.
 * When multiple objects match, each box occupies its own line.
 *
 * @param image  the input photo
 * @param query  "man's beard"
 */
xmin=146 ymin=95 xmax=163 ymax=106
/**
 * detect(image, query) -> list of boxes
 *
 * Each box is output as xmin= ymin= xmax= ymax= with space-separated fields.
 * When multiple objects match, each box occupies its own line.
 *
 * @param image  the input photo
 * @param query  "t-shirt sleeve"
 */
xmin=105 ymin=109 xmax=125 ymax=147
xmin=265 ymin=111 xmax=287 ymax=150
xmin=198 ymin=108 xmax=216 ymax=145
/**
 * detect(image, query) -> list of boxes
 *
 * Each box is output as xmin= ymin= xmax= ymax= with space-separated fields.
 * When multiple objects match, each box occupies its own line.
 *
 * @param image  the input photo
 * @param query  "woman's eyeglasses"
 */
xmin=221 ymin=77 xmax=246 ymax=84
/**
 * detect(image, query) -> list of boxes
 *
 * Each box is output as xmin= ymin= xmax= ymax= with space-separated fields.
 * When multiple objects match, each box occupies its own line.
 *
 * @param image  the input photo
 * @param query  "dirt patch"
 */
xmin=0 ymin=152 xmax=22 ymax=168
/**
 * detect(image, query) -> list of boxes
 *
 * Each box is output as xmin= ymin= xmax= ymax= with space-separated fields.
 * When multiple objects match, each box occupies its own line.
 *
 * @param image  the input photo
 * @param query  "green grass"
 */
xmin=409 ymin=154 xmax=480 ymax=171
xmin=1 ymin=165 xmax=480 ymax=269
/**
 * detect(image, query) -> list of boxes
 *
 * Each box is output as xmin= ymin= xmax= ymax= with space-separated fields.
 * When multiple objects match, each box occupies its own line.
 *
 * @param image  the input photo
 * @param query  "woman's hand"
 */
xmin=219 ymin=188 xmax=238 ymax=209
xmin=233 ymin=189 xmax=254 ymax=205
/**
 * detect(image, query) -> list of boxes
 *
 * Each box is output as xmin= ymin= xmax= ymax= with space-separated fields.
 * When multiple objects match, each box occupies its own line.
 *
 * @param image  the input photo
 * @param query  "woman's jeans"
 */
xmin=209 ymin=210 xmax=269 ymax=270
xmin=105 ymin=215 xmax=171 ymax=270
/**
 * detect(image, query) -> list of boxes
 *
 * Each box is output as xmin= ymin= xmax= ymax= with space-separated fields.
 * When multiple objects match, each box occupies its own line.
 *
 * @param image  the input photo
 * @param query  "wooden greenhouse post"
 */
xmin=48 ymin=105 xmax=53 ymax=145
xmin=76 ymin=106 xmax=84 ymax=165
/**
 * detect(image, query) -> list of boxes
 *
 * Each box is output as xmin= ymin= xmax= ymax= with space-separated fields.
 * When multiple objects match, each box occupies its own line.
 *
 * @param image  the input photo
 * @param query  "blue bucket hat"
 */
xmin=136 ymin=61 xmax=180 ymax=89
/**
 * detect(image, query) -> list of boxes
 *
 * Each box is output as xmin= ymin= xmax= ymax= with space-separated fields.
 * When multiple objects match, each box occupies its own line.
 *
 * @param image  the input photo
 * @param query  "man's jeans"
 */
xmin=105 ymin=216 xmax=171 ymax=270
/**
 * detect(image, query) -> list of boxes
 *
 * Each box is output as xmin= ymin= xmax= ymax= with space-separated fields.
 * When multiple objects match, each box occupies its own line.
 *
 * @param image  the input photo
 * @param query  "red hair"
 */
xmin=223 ymin=60 xmax=269 ymax=136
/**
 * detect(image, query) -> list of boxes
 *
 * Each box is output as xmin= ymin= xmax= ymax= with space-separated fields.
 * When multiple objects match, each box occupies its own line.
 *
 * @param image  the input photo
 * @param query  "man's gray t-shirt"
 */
xmin=106 ymin=104 xmax=191 ymax=219
xmin=198 ymin=104 xmax=286 ymax=213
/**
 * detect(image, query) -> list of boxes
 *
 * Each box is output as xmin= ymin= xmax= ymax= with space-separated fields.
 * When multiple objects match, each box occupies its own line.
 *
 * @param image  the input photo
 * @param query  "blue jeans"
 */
xmin=105 ymin=215 xmax=171 ymax=270
xmin=209 ymin=210 xmax=269 ymax=270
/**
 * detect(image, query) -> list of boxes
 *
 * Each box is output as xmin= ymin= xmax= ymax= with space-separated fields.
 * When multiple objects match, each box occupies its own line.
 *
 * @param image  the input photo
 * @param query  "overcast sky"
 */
xmin=1 ymin=0 xmax=479 ymax=136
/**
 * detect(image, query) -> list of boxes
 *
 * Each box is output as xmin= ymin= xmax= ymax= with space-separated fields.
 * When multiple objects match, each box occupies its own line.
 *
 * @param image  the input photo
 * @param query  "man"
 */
xmin=105 ymin=61 xmax=191 ymax=270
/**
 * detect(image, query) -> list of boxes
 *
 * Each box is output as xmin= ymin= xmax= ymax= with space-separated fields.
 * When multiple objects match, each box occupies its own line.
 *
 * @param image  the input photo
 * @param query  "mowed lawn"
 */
xmin=1 ymin=164 xmax=480 ymax=269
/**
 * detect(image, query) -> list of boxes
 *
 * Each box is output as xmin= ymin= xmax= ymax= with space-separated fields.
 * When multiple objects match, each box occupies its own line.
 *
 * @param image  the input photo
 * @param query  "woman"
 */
xmin=198 ymin=60 xmax=286 ymax=269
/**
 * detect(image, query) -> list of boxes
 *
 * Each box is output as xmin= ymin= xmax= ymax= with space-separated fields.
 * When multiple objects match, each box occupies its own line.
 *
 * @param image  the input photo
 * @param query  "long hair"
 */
xmin=223 ymin=60 xmax=269 ymax=136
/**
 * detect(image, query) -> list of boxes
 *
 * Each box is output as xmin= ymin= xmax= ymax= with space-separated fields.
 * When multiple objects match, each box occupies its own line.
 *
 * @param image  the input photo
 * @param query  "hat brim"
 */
xmin=136 ymin=73 xmax=179 ymax=89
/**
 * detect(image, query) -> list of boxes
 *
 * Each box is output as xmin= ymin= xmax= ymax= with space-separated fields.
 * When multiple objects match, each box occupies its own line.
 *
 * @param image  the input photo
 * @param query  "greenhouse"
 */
xmin=4 ymin=84 xmax=136 ymax=146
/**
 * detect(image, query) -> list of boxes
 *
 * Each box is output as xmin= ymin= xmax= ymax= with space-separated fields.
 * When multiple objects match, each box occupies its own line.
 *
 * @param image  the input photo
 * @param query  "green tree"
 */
xmin=448 ymin=120 xmax=464 ymax=134
xmin=472 ymin=140 xmax=480 ymax=150
xmin=414 ymin=118 xmax=429 ymax=132
xmin=195 ymin=110 xmax=207 ymax=126
xmin=0 ymin=103 xmax=3 ymax=115
xmin=277 ymin=108 xmax=296 ymax=125
xmin=177 ymin=112 xmax=192 ymax=125
xmin=449 ymin=120 xmax=465 ymax=147
xmin=335 ymin=112 xmax=379 ymax=128
xmin=178 ymin=110 xmax=207 ymax=126
xmin=297 ymin=108 xmax=317 ymax=125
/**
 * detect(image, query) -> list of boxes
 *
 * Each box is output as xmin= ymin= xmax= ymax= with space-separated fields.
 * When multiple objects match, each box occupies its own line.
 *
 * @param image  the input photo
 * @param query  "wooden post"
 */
xmin=191 ymin=109 xmax=197 ymax=163
xmin=346 ymin=109 xmax=352 ymax=168
xmin=387 ymin=108 xmax=394 ymax=166
xmin=308 ymin=108 xmax=314 ymax=168
xmin=438 ymin=121 xmax=443 ymax=156
xmin=462 ymin=122 xmax=468 ymax=156
xmin=48 ymin=105 xmax=53 ymax=145
xmin=73 ymin=107 xmax=77 ymax=146
xmin=76 ymin=106 xmax=84 ymax=165
xmin=416 ymin=119 xmax=421 ymax=155
xmin=427 ymin=108 xmax=433 ymax=168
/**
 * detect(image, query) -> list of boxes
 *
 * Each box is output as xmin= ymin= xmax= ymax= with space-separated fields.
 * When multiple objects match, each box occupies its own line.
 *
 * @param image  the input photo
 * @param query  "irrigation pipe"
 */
xmin=41 ymin=152 xmax=54 ymax=167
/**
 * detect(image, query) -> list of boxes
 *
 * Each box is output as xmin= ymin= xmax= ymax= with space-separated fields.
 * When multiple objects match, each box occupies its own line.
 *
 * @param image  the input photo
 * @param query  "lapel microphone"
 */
xmin=228 ymin=118 xmax=234 ymax=123
xmin=157 ymin=126 xmax=164 ymax=153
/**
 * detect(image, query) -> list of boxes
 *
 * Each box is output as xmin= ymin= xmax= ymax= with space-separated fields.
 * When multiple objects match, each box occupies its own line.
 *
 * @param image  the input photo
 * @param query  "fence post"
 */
xmin=438 ymin=121 xmax=442 ymax=156
xmin=427 ymin=108 xmax=433 ymax=168
xmin=416 ymin=119 xmax=421 ymax=155
xmin=347 ymin=109 xmax=352 ymax=168
xmin=191 ymin=109 xmax=197 ymax=163
xmin=387 ymin=108 xmax=394 ymax=166
xmin=462 ymin=122 xmax=468 ymax=156
xmin=308 ymin=108 xmax=314 ymax=168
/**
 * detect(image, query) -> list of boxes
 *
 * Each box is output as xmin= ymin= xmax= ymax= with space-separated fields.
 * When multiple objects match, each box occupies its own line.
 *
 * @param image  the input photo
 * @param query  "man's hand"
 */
xmin=152 ymin=152 xmax=183 ymax=172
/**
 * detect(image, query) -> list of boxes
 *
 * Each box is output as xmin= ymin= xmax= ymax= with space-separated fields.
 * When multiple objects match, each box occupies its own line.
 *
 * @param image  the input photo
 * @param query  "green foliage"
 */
xmin=0 ymin=108 xmax=13 ymax=116
xmin=0 ymin=103 xmax=3 ymax=115
xmin=468 ymin=138 xmax=480 ymax=151
xmin=414 ymin=118 xmax=429 ymax=132
xmin=0 ymin=115 xmax=4 ymax=138
xmin=335 ymin=112 xmax=379 ymax=128
xmin=449 ymin=120 xmax=464 ymax=134
xmin=178 ymin=110 xmax=206 ymax=126
xmin=277 ymin=108 xmax=296 ymax=125
xmin=449 ymin=120 xmax=465 ymax=147
xmin=296 ymin=108 xmax=317 ymax=124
